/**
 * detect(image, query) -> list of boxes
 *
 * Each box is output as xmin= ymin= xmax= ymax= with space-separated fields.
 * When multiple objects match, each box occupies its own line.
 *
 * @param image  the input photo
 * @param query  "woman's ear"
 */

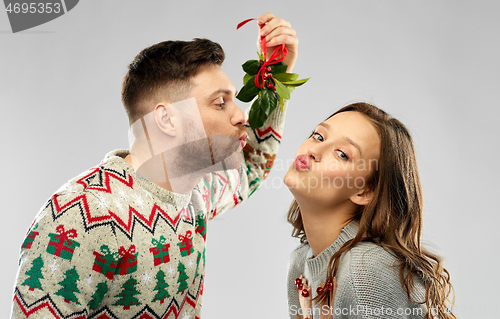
xmin=349 ymin=186 xmax=374 ymax=206
xmin=153 ymin=103 xmax=177 ymax=137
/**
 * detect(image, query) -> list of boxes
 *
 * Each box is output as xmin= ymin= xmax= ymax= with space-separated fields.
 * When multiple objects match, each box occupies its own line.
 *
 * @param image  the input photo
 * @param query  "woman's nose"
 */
xmin=307 ymin=147 xmax=321 ymax=162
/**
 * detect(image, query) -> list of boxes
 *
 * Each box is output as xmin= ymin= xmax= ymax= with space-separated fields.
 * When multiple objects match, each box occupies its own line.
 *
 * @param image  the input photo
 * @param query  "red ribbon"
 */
xmin=119 ymin=244 xmax=136 ymax=257
xmin=237 ymin=18 xmax=288 ymax=88
xmin=55 ymin=224 xmax=77 ymax=244
xmin=178 ymin=230 xmax=192 ymax=244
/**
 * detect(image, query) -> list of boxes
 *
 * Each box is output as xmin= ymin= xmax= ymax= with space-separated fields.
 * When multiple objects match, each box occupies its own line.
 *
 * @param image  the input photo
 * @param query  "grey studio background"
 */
xmin=1 ymin=1 xmax=499 ymax=318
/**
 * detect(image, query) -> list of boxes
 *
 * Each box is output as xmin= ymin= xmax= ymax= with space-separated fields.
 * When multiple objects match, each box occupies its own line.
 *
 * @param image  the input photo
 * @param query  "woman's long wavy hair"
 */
xmin=287 ymin=102 xmax=456 ymax=318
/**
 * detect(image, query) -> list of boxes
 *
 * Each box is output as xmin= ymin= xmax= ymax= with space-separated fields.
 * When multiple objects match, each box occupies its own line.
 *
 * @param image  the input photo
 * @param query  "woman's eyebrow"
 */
xmin=318 ymin=122 xmax=330 ymax=129
xmin=343 ymin=136 xmax=363 ymax=157
xmin=317 ymin=122 xmax=363 ymax=156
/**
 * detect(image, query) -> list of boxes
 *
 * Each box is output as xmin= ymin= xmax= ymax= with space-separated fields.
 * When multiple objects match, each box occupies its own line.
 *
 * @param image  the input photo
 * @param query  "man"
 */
xmin=11 ymin=12 xmax=298 ymax=319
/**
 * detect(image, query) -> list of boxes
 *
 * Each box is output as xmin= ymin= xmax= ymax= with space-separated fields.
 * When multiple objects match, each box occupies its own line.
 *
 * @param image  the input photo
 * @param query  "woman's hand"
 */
xmin=256 ymin=12 xmax=298 ymax=73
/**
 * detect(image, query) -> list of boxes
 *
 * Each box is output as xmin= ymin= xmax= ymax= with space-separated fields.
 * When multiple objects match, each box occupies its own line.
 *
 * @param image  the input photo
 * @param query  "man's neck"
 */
xmin=124 ymin=154 xmax=198 ymax=194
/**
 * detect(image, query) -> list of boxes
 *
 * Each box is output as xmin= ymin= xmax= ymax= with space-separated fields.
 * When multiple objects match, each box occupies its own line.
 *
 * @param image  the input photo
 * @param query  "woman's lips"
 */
xmin=294 ymin=154 xmax=310 ymax=171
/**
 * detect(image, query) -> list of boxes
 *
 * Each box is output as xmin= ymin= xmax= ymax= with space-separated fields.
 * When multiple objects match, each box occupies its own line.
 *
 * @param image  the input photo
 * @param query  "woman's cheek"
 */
xmin=315 ymin=161 xmax=368 ymax=191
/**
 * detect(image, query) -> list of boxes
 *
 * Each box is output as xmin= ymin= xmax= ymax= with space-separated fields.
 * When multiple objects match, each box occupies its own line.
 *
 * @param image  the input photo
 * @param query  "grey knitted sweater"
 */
xmin=287 ymin=220 xmax=427 ymax=319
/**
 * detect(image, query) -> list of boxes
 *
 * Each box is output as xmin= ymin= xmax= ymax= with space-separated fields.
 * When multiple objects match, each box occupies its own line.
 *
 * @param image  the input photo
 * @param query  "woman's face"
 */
xmin=284 ymin=111 xmax=381 ymax=208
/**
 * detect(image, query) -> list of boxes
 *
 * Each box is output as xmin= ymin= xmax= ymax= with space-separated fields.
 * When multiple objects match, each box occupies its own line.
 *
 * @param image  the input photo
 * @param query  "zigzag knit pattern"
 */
xmin=11 ymin=102 xmax=287 ymax=319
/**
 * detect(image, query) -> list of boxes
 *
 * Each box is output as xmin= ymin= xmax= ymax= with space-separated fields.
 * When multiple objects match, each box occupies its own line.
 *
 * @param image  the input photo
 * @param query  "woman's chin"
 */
xmin=283 ymin=169 xmax=297 ymax=189
xmin=284 ymin=172 xmax=308 ymax=198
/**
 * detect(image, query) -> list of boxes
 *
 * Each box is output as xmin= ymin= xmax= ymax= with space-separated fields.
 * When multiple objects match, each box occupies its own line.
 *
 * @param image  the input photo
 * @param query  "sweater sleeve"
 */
xmin=11 ymin=189 xmax=120 ymax=318
xmin=333 ymin=244 xmax=426 ymax=319
xmin=205 ymin=100 xmax=288 ymax=220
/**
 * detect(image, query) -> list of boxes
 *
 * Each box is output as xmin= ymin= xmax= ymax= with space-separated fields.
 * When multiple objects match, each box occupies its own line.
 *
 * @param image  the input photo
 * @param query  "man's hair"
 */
xmin=122 ymin=38 xmax=225 ymax=124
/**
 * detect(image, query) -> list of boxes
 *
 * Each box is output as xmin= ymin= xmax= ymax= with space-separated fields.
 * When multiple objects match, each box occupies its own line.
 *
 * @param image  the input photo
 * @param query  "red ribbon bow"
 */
xmin=237 ymin=18 xmax=288 ymax=88
xmin=119 ymin=244 xmax=136 ymax=257
xmin=55 ymin=225 xmax=77 ymax=244
xmin=178 ymin=230 xmax=192 ymax=244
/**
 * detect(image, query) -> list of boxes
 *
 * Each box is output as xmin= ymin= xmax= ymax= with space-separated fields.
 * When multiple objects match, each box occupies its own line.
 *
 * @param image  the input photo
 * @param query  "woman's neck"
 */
xmin=297 ymin=198 xmax=355 ymax=257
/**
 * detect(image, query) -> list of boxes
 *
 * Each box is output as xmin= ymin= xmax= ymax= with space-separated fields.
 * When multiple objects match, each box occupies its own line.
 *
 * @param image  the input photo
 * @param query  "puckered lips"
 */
xmin=239 ymin=133 xmax=248 ymax=148
xmin=294 ymin=154 xmax=310 ymax=171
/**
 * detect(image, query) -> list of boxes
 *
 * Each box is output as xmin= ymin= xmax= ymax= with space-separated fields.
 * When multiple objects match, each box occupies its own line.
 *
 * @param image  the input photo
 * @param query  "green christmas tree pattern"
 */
xmin=55 ymin=266 xmax=81 ymax=304
xmin=192 ymin=251 xmax=202 ymax=283
xmin=195 ymin=213 xmax=207 ymax=241
xmin=152 ymin=268 xmax=170 ymax=304
xmin=176 ymin=261 xmax=189 ymax=295
xmin=114 ymin=277 xmax=142 ymax=310
xmin=202 ymin=247 xmax=206 ymax=269
xmin=87 ymin=281 xmax=108 ymax=310
xmin=22 ymin=254 xmax=44 ymax=291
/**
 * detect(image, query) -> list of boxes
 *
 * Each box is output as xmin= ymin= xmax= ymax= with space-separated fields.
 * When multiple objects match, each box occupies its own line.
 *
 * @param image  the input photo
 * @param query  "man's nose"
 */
xmin=231 ymin=104 xmax=246 ymax=127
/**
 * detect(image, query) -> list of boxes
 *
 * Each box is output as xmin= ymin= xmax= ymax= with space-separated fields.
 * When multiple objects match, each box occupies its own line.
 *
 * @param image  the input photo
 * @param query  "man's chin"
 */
xmin=219 ymin=149 xmax=244 ymax=171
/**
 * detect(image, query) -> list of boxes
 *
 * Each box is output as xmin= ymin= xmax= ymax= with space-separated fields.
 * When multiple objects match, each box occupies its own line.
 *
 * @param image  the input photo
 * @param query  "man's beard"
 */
xmin=167 ymin=119 xmax=244 ymax=178
xmin=167 ymin=136 xmax=242 ymax=178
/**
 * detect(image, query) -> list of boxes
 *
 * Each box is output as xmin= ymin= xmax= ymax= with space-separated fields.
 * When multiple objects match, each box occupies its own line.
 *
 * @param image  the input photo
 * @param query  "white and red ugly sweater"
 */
xmin=11 ymin=102 xmax=288 ymax=319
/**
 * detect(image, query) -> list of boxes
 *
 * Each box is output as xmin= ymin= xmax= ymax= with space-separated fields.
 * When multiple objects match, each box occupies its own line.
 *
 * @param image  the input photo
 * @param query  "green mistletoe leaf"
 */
xmin=281 ymin=78 xmax=310 ymax=87
xmin=272 ymin=73 xmax=299 ymax=82
xmin=236 ymin=76 xmax=259 ymax=102
xmin=242 ymin=60 xmax=260 ymax=76
xmin=243 ymin=74 xmax=252 ymax=85
xmin=248 ymin=88 xmax=278 ymax=129
xmin=248 ymin=96 xmax=266 ymax=129
xmin=270 ymin=62 xmax=288 ymax=74
xmin=261 ymin=87 xmax=278 ymax=118
xmin=274 ymin=79 xmax=291 ymax=100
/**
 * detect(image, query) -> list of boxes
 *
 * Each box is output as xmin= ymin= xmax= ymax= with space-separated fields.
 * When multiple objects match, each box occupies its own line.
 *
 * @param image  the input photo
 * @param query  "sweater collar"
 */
xmin=305 ymin=219 xmax=359 ymax=283
xmin=103 ymin=149 xmax=192 ymax=208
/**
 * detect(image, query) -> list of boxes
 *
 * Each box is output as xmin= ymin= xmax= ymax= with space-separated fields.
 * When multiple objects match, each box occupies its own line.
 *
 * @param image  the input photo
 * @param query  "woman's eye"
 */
xmin=312 ymin=132 xmax=324 ymax=142
xmin=336 ymin=150 xmax=349 ymax=160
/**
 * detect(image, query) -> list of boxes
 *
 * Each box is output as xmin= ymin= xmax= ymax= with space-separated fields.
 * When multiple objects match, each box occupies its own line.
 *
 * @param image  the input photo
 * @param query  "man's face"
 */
xmin=186 ymin=64 xmax=247 ymax=169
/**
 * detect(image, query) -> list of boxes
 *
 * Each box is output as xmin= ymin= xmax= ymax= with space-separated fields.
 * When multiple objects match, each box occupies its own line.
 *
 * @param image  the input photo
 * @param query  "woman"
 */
xmin=284 ymin=102 xmax=456 ymax=319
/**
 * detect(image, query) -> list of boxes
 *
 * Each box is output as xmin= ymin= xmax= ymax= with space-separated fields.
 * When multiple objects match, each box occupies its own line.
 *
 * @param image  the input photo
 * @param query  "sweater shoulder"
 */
xmin=288 ymin=243 xmax=310 ymax=274
xmin=336 ymin=242 xmax=427 ymax=317
xmin=289 ymin=242 xmax=310 ymax=261
xmin=348 ymin=241 xmax=399 ymax=269
xmin=341 ymin=241 xmax=404 ymax=290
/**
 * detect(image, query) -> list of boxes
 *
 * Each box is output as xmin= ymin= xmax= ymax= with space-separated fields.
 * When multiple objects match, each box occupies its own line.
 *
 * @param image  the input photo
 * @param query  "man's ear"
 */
xmin=349 ymin=186 xmax=374 ymax=206
xmin=153 ymin=103 xmax=177 ymax=137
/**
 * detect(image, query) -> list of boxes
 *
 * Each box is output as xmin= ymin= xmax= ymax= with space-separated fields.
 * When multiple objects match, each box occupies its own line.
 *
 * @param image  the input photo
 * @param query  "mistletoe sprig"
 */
xmin=236 ymin=18 xmax=310 ymax=129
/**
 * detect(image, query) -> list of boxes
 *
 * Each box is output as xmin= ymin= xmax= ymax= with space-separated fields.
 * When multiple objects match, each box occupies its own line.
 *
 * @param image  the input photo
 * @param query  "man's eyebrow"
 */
xmin=317 ymin=122 xmax=363 ymax=156
xmin=207 ymin=89 xmax=237 ymax=101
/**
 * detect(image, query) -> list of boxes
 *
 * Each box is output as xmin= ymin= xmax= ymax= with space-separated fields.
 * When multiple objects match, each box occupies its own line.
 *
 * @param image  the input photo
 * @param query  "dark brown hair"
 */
xmin=287 ymin=102 xmax=456 ymax=318
xmin=122 ymin=38 xmax=225 ymax=124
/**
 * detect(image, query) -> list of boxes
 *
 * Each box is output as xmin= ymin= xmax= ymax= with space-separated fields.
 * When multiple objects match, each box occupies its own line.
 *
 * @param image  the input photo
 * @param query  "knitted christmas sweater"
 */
xmin=287 ymin=220 xmax=427 ymax=319
xmin=12 ymin=102 xmax=287 ymax=319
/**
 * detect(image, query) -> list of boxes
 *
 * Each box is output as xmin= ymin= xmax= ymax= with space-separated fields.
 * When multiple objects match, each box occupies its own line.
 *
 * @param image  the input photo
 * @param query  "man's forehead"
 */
xmin=190 ymin=69 xmax=236 ymax=98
